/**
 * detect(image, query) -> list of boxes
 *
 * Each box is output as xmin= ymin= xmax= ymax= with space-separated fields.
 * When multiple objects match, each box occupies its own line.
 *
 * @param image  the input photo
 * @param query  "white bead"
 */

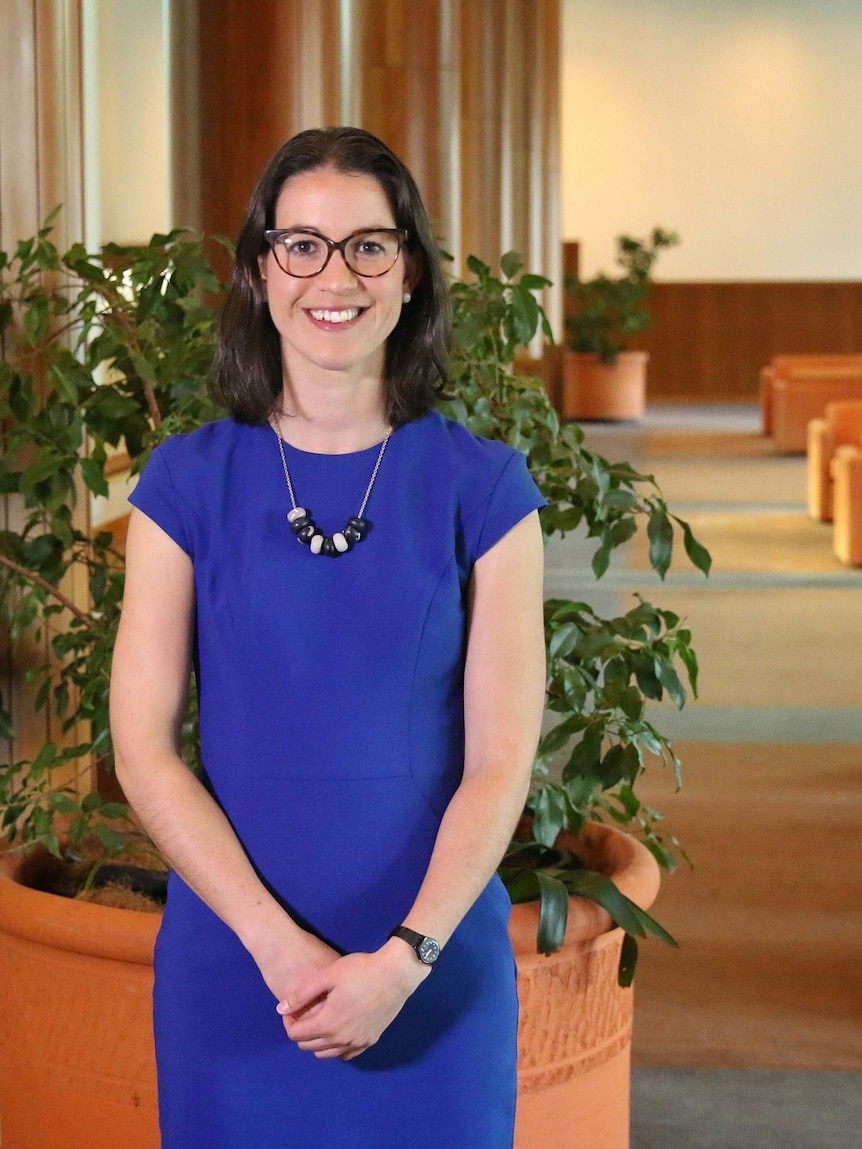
xmin=309 ymin=533 xmax=324 ymax=554
xmin=287 ymin=507 xmax=307 ymax=523
xmin=332 ymin=532 xmax=349 ymax=553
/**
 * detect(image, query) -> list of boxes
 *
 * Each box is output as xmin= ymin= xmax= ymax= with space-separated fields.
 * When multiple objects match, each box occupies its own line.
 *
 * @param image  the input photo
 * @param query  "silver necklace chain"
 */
xmin=269 ymin=418 xmax=391 ymax=557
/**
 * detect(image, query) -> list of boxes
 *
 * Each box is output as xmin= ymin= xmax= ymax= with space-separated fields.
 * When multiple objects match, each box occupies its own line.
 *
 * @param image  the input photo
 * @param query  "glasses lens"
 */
xmin=344 ymin=231 xmax=401 ymax=277
xmin=274 ymin=233 xmax=328 ymax=277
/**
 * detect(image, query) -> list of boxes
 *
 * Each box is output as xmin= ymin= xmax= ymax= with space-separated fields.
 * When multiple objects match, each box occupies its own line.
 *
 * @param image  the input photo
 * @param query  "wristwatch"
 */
xmin=389 ymin=925 xmax=441 ymax=966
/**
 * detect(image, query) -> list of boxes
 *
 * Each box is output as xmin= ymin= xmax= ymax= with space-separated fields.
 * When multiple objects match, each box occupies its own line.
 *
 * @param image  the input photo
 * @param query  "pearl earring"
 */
xmin=403 ymin=292 xmax=412 ymax=304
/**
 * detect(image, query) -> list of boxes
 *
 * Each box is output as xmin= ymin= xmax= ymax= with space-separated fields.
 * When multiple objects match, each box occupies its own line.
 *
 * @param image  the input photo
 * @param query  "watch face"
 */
xmin=417 ymin=936 xmax=440 ymax=964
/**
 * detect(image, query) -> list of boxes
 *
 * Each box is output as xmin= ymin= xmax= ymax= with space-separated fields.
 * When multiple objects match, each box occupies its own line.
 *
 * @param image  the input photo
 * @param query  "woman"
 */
xmin=110 ymin=126 xmax=546 ymax=1148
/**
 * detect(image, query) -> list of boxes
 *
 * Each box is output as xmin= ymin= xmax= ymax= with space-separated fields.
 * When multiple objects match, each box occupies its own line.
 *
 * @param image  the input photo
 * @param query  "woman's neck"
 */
xmin=274 ymin=374 xmax=389 ymax=454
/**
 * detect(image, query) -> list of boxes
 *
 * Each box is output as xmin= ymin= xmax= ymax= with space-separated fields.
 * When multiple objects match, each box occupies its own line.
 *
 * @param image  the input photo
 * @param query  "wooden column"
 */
xmin=0 ymin=0 xmax=87 ymax=772
xmin=360 ymin=0 xmax=462 ymax=264
xmin=198 ymin=0 xmax=363 ymax=241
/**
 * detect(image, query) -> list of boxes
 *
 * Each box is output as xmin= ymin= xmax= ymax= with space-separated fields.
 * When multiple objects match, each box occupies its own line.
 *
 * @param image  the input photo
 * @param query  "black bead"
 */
xmin=297 ymin=523 xmax=317 ymax=543
xmin=346 ymin=515 xmax=371 ymax=540
xmin=343 ymin=525 xmax=361 ymax=543
xmin=290 ymin=513 xmax=311 ymax=534
xmin=321 ymin=537 xmax=338 ymax=557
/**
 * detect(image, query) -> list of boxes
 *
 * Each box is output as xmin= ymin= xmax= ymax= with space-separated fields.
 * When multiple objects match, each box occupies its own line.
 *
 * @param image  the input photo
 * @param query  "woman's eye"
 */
xmin=286 ymin=236 xmax=322 ymax=257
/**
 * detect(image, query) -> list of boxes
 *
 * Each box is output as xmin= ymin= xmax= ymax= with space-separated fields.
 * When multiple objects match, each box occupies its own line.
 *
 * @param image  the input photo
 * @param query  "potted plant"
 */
xmin=562 ymin=227 xmax=679 ymax=421
xmin=445 ymin=252 xmax=707 ymax=1147
xmin=0 ymin=218 xmax=222 ymax=1149
xmin=0 ymin=229 xmax=708 ymax=1149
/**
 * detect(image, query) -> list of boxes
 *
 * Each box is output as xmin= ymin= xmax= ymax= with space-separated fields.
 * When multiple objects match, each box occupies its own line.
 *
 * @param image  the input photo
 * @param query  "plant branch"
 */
xmin=0 ymin=553 xmax=90 ymax=623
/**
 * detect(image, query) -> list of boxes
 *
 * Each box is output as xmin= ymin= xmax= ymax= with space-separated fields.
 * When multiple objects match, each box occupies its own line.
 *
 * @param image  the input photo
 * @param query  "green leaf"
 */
xmin=49 ymin=792 xmax=81 ymax=814
xmin=32 ymin=742 xmax=58 ymax=772
xmin=548 ymin=621 xmax=580 ymax=661
xmin=592 ymin=538 xmax=612 ymax=578
xmin=81 ymin=791 xmax=103 ymax=813
xmin=647 ymin=511 xmax=673 ymax=579
xmin=99 ymin=801 xmax=131 ymax=819
xmin=94 ymin=822 xmax=127 ymax=854
xmin=520 ymin=273 xmax=552 ymax=291
xmin=500 ymin=251 xmax=524 ymax=280
xmin=466 ymin=254 xmax=490 ymax=277
xmin=655 ymin=658 xmax=687 ymax=709
xmin=676 ymin=516 xmax=712 ymax=575
xmin=536 ymin=871 xmax=570 ymax=954
xmin=80 ymin=456 xmax=110 ymax=498
xmin=618 ymin=932 xmax=639 ymax=987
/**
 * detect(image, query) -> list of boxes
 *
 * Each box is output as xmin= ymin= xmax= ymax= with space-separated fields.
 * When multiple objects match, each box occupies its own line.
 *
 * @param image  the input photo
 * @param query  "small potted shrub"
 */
xmin=562 ymin=227 xmax=679 ymax=421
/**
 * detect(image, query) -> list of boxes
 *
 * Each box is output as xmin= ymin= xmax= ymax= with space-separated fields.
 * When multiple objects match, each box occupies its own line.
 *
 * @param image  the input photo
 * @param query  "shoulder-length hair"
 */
xmin=210 ymin=126 xmax=451 ymax=427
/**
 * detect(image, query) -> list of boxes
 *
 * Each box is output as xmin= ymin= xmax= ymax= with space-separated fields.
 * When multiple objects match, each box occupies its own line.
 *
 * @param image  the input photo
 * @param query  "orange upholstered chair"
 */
xmin=807 ymin=401 xmax=862 ymax=522
xmin=760 ymin=355 xmax=862 ymax=439
xmin=771 ymin=370 xmax=862 ymax=453
xmin=832 ymin=444 xmax=862 ymax=566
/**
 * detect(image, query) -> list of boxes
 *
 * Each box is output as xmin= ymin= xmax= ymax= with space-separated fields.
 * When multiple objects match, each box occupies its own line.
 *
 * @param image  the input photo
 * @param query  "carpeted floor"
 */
xmin=630 ymin=1068 xmax=862 ymax=1149
xmin=546 ymin=405 xmax=861 ymax=1119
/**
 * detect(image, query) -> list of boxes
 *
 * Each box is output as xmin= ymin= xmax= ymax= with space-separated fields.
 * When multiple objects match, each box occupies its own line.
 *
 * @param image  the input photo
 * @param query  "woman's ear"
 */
xmin=402 ymin=250 xmax=422 ymax=296
xmin=258 ymin=254 xmax=268 ymax=284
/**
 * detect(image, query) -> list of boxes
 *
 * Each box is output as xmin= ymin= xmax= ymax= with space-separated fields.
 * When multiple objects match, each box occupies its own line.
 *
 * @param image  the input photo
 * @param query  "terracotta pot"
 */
xmin=561 ymin=351 xmax=649 ymax=421
xmin=0 ymin=849 xmax=160 ymax=1149
xmin=511 ymin=822 xmax=661 ymax=1149
xmin=0 ymin=824 xmax=658 ymax=1149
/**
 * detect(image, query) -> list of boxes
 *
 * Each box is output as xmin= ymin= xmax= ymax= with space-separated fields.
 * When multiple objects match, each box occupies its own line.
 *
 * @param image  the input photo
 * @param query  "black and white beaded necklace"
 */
xmin=270 ymin=418 xmax=391 ymax=557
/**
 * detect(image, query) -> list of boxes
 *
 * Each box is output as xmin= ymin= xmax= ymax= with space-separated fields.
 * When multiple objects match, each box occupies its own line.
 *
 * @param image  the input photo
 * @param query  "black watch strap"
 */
xmin=389 ymin=925 xmax=441 ymax=966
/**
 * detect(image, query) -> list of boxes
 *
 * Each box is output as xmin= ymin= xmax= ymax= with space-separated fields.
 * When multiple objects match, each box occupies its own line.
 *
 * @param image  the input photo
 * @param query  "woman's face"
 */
xmin=260 ymin=166 xmax=414 ymax=386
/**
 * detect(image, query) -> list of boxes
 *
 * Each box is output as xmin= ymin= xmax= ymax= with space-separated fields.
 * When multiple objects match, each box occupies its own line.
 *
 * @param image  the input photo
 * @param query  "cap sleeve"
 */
xmin=128 ymin=441 xmax=192 ymax=556
xmin=464 ymin=450 xmax=547 ymax=564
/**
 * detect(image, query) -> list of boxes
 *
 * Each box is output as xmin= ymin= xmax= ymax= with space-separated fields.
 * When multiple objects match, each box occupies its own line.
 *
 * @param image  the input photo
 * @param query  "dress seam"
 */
xmin=406 ymin=551 xmax=463 ymax=821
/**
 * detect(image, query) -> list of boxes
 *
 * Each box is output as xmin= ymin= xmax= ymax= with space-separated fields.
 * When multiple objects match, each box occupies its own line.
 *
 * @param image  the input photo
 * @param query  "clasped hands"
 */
xmin=274 ymin=940 xmax=431 ymax=1062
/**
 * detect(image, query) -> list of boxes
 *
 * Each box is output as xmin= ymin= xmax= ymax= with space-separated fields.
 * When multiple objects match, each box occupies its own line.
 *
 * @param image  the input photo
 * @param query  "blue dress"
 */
xmin=129 ymin=411 xmax=545 ymax=1149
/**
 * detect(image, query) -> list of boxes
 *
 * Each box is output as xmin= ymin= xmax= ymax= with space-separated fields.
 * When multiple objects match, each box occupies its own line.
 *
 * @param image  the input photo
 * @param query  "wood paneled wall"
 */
xmin=629 ymin=282 xmax=862 ymax=401
xmin=195 ymin=0 xmax=561 ymax=327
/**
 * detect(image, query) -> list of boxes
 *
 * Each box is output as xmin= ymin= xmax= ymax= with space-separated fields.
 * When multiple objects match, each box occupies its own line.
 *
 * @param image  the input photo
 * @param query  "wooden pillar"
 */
xmin=0 ymin=0 xmax=88 ymax=772
xmin=0 ymin=0 xmax=85 ymax=252
xmin=360 ymin=0 xmax=462 ymax=265
xmin=198 ymin=0 xmax=363 ymax=241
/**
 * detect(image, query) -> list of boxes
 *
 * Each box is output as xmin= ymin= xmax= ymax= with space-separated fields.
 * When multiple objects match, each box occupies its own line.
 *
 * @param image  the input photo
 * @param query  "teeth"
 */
xmin=309 ymin=308 xmax=360 ymax=324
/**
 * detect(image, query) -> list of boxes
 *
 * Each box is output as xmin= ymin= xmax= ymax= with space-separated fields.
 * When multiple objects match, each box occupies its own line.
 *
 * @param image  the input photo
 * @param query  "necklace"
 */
xmin=270 ymin=418 xmax=392 ymax=557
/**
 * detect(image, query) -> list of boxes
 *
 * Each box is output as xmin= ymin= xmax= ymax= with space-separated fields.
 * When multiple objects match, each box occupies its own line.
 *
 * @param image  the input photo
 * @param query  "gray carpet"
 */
xmin=631 ymin=1069 xmax=862 ymax=1148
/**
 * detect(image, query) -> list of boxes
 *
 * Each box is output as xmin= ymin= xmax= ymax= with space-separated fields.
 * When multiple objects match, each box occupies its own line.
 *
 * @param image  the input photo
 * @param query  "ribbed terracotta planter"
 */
xmin=0 ymin=849 xmax=160 ymax=1149
xmin=561 ymin=351 xmax=649 ymax=421
xmin=1 ymin=823 xmax=658 ymax=1149
xmin=511 ymin=822 xmax=661 ymax=1149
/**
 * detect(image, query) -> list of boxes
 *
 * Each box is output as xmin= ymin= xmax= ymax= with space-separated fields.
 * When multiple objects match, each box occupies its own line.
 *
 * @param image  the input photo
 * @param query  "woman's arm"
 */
xmin=110 ymin=508 xmax=340 ymax=1002
xmin=284 ymin=509 xmax=546 ymax=1058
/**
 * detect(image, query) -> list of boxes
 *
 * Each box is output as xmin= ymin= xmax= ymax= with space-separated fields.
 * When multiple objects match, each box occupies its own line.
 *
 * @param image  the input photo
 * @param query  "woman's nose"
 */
xmin=316 ymin=248 xmax=358 ymax=290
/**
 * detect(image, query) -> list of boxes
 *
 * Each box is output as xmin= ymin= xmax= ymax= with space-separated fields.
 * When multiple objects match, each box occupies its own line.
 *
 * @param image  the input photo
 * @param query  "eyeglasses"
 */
xmin=263 ymin=227 xmax=408 ymax=279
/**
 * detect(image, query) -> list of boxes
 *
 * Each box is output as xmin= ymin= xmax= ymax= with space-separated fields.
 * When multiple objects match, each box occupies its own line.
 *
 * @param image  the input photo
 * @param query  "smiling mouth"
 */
xmin=307 ymin=307 xmax=364 ymax=324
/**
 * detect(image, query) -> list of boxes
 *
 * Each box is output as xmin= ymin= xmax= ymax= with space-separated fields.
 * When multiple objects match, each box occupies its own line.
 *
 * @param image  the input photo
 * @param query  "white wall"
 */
xmin=562 ymin=0 xmax=862 ymax=281
xmin=83 ymin=0 xmax=171 ymax=247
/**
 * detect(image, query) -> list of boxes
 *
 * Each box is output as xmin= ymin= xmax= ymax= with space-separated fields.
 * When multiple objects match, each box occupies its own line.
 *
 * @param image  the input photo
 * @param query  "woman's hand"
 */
xmin=251 ymin=925 xmax=342 ymax=1024
xmin=277 ymin=939 xmax=431 ymax=1060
